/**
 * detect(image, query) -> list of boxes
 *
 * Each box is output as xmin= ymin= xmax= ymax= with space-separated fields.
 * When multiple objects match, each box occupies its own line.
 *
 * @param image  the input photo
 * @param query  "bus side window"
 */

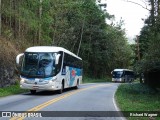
xmin=55 ymin=52 xmax=63 ymax=74
xmin=63 ymin=53 xmax=69 ymax=67
xmin=122 ymin=71 xmax=125 ymax=77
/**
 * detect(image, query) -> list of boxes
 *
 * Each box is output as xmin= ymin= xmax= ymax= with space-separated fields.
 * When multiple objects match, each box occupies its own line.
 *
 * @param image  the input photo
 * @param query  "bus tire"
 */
xmin=74 ymin=80 xmax=79 ymax=89
xmin=58 ymin=80 xmax=64 ymax=94
xmin=123 ymin=79 xmax=126 ymax=83
xmin=30 ymin=90 xmax=36 ymax=94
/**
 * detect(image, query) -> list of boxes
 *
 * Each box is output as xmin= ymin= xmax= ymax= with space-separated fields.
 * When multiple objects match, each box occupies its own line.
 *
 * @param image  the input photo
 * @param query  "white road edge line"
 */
xmin=112 ymin=85 xmax=127 ymax=120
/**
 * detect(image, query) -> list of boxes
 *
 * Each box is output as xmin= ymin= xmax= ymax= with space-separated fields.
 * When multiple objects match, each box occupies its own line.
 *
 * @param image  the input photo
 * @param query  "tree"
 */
xmin=0 ymin=0 xmax=1 ymax=36
xmin=134 ymin=0 xmax=160 ymax=87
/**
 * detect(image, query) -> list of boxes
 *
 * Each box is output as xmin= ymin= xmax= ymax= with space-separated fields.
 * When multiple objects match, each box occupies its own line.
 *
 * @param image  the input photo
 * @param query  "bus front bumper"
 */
xmin=20 ymin=82 xmax=59 ymax=91
xmin=112 ymin=78 xmax=124 ymax=82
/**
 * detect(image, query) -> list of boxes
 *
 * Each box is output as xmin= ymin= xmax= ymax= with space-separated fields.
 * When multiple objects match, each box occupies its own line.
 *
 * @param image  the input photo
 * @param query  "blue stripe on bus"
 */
xmin=21 ymin=76 xmax=53 ymax=80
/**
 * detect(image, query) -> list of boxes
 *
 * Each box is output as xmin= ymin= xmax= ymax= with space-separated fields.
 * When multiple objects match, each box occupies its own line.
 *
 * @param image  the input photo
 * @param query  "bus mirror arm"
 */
xmin=55 ymin=54 xmax=61 ymax=65
xmin=16 ymin=53 xmax=24 ymax=65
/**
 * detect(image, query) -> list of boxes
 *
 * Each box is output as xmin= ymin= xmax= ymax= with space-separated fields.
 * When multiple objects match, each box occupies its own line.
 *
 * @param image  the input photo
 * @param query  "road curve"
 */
xmin=0 ymin=83 xmax=125 ymax=120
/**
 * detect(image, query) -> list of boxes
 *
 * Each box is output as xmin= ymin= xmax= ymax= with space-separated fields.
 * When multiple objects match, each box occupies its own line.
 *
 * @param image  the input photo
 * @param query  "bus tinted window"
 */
xmin=63 ymin=53 xmax=82 ymax=68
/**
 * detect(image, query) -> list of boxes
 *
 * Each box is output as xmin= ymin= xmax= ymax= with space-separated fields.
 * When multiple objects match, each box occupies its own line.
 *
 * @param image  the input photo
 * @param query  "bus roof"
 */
xmin=25 ymin=46 xmax=82 ymax=60
xmin=113 ymin=69 xmax=133 ymax=72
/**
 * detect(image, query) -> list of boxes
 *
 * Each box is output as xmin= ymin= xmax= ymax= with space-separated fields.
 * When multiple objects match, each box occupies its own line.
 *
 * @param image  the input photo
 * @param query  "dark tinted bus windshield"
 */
xmin=112 ymin=71 xmax=123 ymax=78
xmin=21 ymin=52 xmax=56 ymax=78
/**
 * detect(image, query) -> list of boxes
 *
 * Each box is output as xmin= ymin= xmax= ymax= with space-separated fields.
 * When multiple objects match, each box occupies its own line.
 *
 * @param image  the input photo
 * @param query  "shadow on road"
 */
xmin=22 ymin=87 xmax=78 ymax=96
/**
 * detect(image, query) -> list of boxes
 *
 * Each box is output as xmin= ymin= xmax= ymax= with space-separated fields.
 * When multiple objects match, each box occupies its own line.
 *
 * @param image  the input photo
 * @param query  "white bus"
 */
xmin=16 ymin=46 xmax=82 ymax=94
xmin=111 ymin=69 xmax=134 ymax=83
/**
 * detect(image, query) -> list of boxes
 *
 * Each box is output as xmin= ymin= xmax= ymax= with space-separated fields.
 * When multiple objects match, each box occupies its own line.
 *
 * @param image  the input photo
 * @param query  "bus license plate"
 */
xmin=33 ymin=86 xmax=39 ymax=89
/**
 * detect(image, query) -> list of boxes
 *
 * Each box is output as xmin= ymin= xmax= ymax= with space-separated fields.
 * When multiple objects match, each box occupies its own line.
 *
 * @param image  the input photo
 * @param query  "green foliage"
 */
xmin=83 ymin=76 xmax=111 ymax=83
xmin=1 ymin=0 xmax=133 ymax=79
xmin=135 ymin=0 xmax=160 ymax=75
xmin=0 ymin=83 xmax=29 ymax=97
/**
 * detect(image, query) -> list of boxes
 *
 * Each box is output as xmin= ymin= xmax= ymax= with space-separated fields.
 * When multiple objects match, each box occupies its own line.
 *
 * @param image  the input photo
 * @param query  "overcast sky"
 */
xmin=106 ymin=0 xmax=150 ymax=42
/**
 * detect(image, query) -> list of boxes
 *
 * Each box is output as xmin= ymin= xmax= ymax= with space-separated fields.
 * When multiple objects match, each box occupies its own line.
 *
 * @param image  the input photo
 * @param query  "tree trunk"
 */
xmin=0 ymin=0 xmax=1 ymax=36
xmin=18 ymin=0 xmax=21 ymax=38
xmin=158 ymin=0 xmax=160 ymax=15
xmin=150 ymin=0 xmax=155 ymax=26
xmin=13 ymin=0 xmax=17 ymax=38
xmin=77 ymin=18 xmax=85 ymax=56
xmin=10 ymin=0 xmax=12 ymax=29
xmin=38 ymin=0 xmax=42 ymax=44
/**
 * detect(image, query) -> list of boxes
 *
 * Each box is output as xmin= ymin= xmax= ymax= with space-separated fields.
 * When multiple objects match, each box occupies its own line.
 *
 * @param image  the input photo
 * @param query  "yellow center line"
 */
xmin=10 ymin=84 xmax=111 ymax=120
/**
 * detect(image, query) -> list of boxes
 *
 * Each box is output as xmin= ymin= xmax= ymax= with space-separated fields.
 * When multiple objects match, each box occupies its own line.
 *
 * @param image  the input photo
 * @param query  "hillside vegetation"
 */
xmin=0 ymin=37 xmax=19 ymax=87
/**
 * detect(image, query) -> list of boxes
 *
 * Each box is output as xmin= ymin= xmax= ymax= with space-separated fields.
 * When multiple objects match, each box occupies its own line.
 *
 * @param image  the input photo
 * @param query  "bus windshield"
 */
xmin=112 ymin=71 xmax=123 ymax=78
xmin=21 ymin=52 xmax=56 ymax=78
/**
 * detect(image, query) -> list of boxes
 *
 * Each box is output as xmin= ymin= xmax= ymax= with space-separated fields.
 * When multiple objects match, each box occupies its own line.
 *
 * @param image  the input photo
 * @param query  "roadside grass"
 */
xmin=115 ymin=83 xmax=160 ymax=120
xmin=133 ymin=79 xmax=140 ymax=83
xmin=0 ymin=77 xmax=111 ymax=97
xmin=0 ymin=82 xmax=29 ymax=97
xmin=83 ymin=76 xmax=111 ymax=83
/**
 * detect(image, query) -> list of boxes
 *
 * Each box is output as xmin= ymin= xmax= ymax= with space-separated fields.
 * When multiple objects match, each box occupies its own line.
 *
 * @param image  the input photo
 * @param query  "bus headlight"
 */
xmin=20 ymin=79 xmax=26 ymax=84
xmin=52 ymin=76 xmax=57 ymax=82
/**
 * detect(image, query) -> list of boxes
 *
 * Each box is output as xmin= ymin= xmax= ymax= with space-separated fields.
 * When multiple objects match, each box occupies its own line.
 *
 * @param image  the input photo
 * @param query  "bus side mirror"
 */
xmin=16 ymin=53 xmax=24 ymax=70
xmin=111 ymin=71 xmax=113 ymax=74
xmin=55 ymin=54 xmax=61 ymax=65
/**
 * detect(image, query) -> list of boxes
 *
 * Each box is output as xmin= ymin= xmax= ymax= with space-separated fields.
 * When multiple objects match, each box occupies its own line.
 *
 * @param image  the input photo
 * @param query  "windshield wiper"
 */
xmin=27 ymin=68 xmax=37 ymax=77
xmin=27 ymin=68 xmax=46 ymax=78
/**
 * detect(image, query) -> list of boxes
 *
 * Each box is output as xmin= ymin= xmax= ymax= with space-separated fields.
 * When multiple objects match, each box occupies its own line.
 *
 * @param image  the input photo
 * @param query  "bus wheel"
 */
xmin=58 ymin=81 xmax=64 ymax=94
xmin=123 ymin=79 xmax=126 ymax=83
xmin=74 ymin=80 xmax=79 ymax=89
xmin=30 ymin=90 xmax=36 ymax=94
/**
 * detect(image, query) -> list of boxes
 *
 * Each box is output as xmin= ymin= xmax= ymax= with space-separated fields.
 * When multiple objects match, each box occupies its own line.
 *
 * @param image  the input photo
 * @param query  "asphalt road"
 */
xmin=0 ymin=83 xmax=125 ymax=120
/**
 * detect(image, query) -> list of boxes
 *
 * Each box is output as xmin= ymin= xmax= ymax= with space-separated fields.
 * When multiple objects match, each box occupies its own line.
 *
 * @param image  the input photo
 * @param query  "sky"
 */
xmin=105 ymin=0 xmax=150 ymax=43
